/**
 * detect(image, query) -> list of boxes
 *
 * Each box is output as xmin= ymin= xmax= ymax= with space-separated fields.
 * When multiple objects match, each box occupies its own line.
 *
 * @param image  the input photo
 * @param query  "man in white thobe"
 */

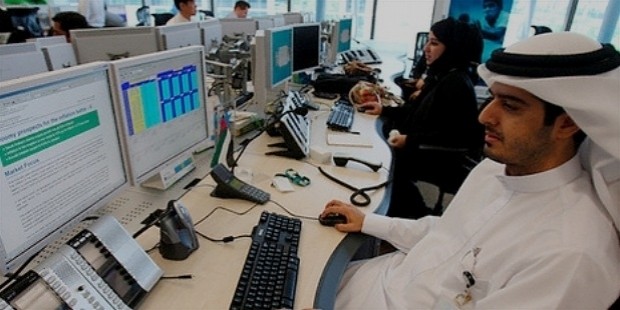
xmin=321 ymin=32 xmax=620 ymax=309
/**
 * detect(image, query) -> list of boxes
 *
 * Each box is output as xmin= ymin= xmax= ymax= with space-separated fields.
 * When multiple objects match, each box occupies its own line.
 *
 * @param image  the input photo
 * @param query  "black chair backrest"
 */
xmin=152 ymin=13 xmax=174 ymax=26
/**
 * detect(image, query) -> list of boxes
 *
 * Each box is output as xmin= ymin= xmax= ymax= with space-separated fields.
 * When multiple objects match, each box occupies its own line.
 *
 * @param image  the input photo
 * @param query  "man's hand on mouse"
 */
xmin=321 ymin=200 xmax=365 ymax=232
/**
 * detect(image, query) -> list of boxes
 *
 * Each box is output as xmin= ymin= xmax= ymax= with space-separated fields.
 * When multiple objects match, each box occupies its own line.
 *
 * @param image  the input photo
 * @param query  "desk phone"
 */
xmin=0 ymin=216 xmax=163 ymax=310
xmin=210 ymin=163 xmax=271 ymax=204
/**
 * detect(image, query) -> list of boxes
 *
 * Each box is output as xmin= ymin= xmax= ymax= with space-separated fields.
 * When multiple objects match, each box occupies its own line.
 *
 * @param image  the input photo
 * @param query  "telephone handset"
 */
xmin=159 ymin=200 xmax=199 ymax=260
xmin=209 ymin=163 xmax=270 ymax=204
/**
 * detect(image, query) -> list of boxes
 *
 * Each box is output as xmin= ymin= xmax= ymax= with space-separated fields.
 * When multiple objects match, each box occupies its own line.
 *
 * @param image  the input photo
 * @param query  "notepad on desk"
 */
xmin=327 ymin=133 xmax=373 ymax=147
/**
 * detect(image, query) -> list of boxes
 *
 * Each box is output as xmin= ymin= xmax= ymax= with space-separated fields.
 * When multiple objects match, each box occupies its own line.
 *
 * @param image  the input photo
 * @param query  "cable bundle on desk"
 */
xmin=318 ymin=166 xmax=390 ymax=207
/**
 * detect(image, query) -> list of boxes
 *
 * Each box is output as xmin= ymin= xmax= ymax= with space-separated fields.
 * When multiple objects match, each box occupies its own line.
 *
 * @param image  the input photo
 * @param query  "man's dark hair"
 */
xmin=234 ymin=1 xmax=251 ymax=9
xmin=174 ymin=0 xmax=194 ymax=10
xmin=52 ymin=11 xmax=90 ymax=33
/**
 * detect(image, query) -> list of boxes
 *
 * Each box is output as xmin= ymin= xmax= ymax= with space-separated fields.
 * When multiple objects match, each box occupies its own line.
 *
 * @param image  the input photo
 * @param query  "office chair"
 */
xmin=414 ymin=145 xmax=482 ymax=215
xmin=199 ymin=10 xmax=214 ymax=18
xmin=152 ymin=13 xmax=174 ymax=26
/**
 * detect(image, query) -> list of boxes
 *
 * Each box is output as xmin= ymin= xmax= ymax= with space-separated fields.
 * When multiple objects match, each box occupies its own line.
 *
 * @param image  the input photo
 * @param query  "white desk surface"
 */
xmin=137 ymin=109 xmax=392 ymax=309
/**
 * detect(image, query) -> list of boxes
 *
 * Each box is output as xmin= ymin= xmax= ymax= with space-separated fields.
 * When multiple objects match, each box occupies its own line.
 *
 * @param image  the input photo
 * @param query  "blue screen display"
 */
xmin=337 ymin=18 xmax=352 ymax=53
xmin=270 ymin=28 xmax=293 ymax=87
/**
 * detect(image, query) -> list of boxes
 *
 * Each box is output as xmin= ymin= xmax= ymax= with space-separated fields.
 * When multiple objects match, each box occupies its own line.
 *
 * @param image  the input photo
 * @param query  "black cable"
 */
xmin=0 ymin=248 xmax=43 ymax=291
xmin=268 ymin=199 xmax=319 ymax=221
xmin=195 ymin=231 xmax=252 ymax=243
xmin=318 ymin=166 xmax=390 ymax=207
xmin=161 ymin=274 xmax=193 ymax=280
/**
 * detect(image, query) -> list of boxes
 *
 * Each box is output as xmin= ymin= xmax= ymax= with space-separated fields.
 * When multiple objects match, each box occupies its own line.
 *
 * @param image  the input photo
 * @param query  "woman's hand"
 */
xmin=388 ymin=133 xmax=407 ymax=148
xmin=358 ymin=101 xmax=382 ymax=115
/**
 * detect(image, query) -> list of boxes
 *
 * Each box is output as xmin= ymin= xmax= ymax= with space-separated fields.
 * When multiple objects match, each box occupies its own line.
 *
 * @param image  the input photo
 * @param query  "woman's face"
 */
xmin=424 ymin=31 xmax=446 ymax=65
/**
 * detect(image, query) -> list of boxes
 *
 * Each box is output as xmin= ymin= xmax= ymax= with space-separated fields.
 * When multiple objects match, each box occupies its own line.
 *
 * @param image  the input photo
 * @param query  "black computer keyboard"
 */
xmin=326 ymin=101 xmax=355 ymax=131
xmin=230 ymin=211 xmax=302 ymax=310
xmin=340 ymin=48 xmax=382 ymax=65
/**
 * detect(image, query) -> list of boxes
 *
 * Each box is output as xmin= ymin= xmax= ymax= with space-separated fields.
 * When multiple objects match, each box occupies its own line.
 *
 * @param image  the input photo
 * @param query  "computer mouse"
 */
xmin=319 ymin=213 xmax=347 ymax=226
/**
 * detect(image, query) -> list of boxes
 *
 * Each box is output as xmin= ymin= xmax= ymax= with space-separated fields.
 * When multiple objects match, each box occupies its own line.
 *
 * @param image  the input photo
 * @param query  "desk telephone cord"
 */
xmin=318 ymin=167 xmax=390 ymax=207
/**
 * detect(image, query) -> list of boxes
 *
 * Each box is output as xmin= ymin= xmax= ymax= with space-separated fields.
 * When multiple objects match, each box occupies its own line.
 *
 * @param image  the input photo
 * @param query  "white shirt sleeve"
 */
xmin=361 ymin=213 xmax=439 ymax=252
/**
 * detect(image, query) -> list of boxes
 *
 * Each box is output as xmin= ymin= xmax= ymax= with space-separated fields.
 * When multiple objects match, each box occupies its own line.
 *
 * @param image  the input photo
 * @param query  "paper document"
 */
xmin=327 ymin=133 xmax=373 ymax=147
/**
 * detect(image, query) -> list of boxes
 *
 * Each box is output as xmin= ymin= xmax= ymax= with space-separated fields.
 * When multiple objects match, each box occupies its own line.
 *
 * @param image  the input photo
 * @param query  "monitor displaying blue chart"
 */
xmin=268 ymin=26 xmax=293 ymax=88
xmin=109 ymin=46 xmax=209 ymax=187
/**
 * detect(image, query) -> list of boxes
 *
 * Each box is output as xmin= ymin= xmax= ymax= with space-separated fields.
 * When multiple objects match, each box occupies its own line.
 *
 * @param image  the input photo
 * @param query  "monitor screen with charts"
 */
xmin=0 ymin=62 xmax=128 ymax=276
xmin=71 ymin=27 xmax=159 ymax=64
xmin=108 ymin=46 xmax=211 ymax=190
xmin=156 ymin=22 xmax=203 ymax=50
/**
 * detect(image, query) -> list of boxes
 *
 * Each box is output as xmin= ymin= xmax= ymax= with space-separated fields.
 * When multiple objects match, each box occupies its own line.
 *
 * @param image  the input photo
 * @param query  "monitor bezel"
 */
xmin=156 ymin=22 xmax=203 ymax=50
xmin=71 ymin=26 xmax=160 ymax=64
xmin=0 ymin=62 xmax=129 ymax=276
xmin=292 ymin=22 xmax=321 ymax=74
xmin=108 ymin=46 xmax=211 ymax=187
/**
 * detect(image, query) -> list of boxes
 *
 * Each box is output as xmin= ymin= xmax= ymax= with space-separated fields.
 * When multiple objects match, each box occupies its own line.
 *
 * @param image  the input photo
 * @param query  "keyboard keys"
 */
xmin=326 ymin=102 xmax=355 ymax=131
xmin=230 ymin=211 xmax=302 ymax=310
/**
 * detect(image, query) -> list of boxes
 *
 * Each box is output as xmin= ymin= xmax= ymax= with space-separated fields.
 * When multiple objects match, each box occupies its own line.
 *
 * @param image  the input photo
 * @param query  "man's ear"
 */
xmin=554 ymin=114 xmax=581 ymax=140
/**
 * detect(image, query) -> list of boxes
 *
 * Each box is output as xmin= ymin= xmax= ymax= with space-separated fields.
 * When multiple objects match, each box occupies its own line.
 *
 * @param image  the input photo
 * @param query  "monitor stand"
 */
xmin=141 ymin=153 xmax=196 ymax=190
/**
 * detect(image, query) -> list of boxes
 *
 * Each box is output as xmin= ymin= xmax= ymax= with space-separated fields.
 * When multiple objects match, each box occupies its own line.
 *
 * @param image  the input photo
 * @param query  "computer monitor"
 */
xmin=41 ymin=43 xmax=78 ymax=71
xmin=327 ymin=18 xmax=353 ymax=65
xmin=199 ymin=19 xmax=223 ymax=53
xmin=0 ymin=51 xmax=49 ymax=82
xmin=271 ymin=15 xmax=286 ymax=27
xmin=28 ymin=36 xmax=67 ymax=48
xmin=251 ymin=26 xmax=293 ymax=117
xmin=292 ymin=23 xmax=321 ymax=73
xmin=0 ymin=62 xmax=128 ymax=276
xmin=255 ymin=17 xmax=275 ymax=30
xmin=0 ymin=42 xmax=38 ymax=56
xmin=108 ymin=46 xmax=212 ymax=190
xmin=219 ymin=18 xmax=258 ymax=38
xmin=71 ymin=27 xmax=159 ymax=64
xmin=156 ymin=22 xmax=203 ymax=50
xmin=282 ymin=12 xmax=303 ymax=25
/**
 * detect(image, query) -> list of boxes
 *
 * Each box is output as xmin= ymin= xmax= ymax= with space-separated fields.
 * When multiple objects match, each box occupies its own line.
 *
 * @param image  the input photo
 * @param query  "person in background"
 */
xmin=78 ymin=0 xmax=105 ymax=28
xmin=104 ymin=4 xmax=126 ymax=27
xmin=135 ymin=5 xmax=151 ymax=26
xmin=227 ymin=0 xmax=250 ymax=18
xmin=50 ymin=11 xmax=90 ymax=42
xmin=321 ymin=31 xmax=620 ymax=309
xmin=477 ymin=0 xmax=508 ymax=43
xmin=359 ymin=17 xmax=484 ymax=219
xmin=166 ymin=0 xmax=197 ymax=25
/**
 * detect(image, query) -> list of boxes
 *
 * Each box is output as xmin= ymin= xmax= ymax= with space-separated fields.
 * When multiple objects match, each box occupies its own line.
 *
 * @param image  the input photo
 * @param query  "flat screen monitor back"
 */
xmin=0 ymin=62 xmax=128 ymax=276
xmin=0 ymin=42 xmax=38 ymax=56
xmin=199 ymin=19 xmax=223 ymax=52
xmin=156 ymin=22 xmax=202 ymax=50
xmin=255 ymin=17 xmax=274 ymax=30
xmin=28 ymin=36 xmax=67 ymax=48
xmin=71 ymin=27 xmax=159 ymax=64
xmin=0 ymin=51 xmax=48 ymax=82
xmin=292 ymin=23 xmax=320 ymax=73
xmin=219 ymin=18 xmax=258 ymax=38
xmin=109 ymin=46 xmax=211 ymax=188
xmin=41 ymin=43 xmax=78 ymax=71
xmin=283 ymin=12 xmax=303 ymax=25
xmin=327 ymin=18 xmax=352 ymax=65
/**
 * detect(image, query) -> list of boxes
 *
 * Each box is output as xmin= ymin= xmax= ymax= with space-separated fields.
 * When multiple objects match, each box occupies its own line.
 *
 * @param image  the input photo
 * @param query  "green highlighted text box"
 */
xmin=0 ymin=111 xmax=100 ymax=166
